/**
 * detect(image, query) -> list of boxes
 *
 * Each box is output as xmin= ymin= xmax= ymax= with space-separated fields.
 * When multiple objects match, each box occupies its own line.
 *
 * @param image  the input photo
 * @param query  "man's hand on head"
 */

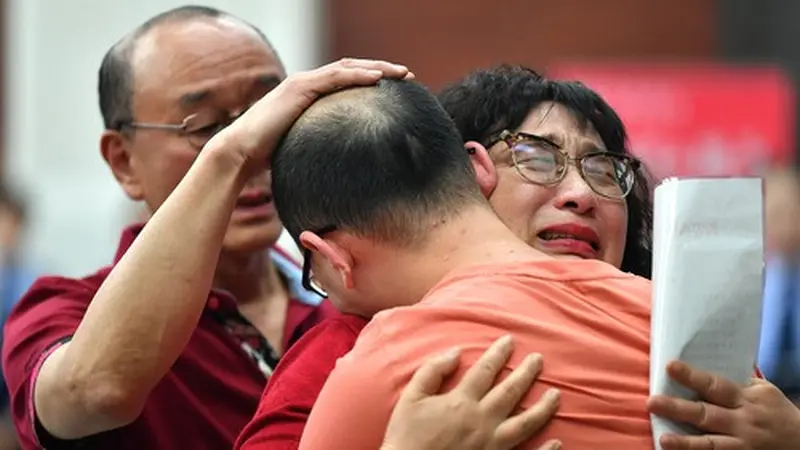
xmin=648 ymin=360 xmax=800 ymax=450
xmin=203 ymin=58 xmax=413 ymax=180
xmin=381 ymin=335 xmax=561 ymax=450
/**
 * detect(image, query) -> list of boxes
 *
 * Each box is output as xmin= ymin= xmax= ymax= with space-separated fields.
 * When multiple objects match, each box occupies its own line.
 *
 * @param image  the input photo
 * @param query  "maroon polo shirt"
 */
xmin=234 ymin=314 xmax=368 ymax=450
xmin=2 ymin=223 xmax=337 ymax=450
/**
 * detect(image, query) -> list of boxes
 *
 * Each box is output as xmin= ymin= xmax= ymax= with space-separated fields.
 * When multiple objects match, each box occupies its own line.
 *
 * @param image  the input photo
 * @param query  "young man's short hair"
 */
xmin=272 ymin=78 xmax=485 ymax=247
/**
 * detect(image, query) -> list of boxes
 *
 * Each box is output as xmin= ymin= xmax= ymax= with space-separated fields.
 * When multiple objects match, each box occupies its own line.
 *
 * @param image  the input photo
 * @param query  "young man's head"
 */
xmin=272 ymin=79 xmax=489 ymax=315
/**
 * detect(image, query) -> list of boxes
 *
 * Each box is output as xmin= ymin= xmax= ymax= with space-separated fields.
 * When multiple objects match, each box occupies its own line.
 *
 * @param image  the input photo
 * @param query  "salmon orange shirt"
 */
xmin=299 ymin=258 xmax=654 ymax=450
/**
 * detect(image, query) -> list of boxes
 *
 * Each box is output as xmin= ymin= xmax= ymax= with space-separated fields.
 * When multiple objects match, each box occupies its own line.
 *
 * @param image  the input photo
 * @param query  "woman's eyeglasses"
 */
xmin=486 ymin=130 xmax=640 ymax=200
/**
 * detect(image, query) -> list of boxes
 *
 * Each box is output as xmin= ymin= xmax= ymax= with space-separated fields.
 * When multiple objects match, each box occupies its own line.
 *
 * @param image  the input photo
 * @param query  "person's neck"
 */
xmin=369 ymin=205 xmax=549 ymax=308
xmin=214 ymin=250 xmax=285 ymax=305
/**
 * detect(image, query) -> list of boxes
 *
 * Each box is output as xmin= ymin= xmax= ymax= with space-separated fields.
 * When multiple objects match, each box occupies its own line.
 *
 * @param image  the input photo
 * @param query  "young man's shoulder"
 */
xmin=425 ymin=258 xmax=651 ymax=307
xmin=359 ymin=259 xmax=652 ymax=346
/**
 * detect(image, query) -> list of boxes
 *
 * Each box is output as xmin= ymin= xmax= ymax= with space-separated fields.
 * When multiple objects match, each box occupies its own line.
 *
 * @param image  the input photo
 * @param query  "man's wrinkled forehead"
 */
xmin=129 ymin=17 xmax=284 ymax=98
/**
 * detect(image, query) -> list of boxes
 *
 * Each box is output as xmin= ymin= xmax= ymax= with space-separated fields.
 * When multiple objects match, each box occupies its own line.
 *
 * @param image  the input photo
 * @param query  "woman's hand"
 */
xmin=649 ymin=360 xmax=800 ymax=450
xmin=381 ymin=335 xmax=561 ymax=450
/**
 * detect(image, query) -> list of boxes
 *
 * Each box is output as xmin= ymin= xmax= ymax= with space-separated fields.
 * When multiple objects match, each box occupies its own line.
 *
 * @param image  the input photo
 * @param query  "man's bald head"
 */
xmin=97 ymin=5 xmax=276 ymax=130
xmin=272 ymin=78 xmax=485 ymax=247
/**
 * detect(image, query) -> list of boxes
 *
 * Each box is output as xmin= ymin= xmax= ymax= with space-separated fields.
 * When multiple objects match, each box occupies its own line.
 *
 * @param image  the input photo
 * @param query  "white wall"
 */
xmin=4 ymin=0 xmax=319 ymax=276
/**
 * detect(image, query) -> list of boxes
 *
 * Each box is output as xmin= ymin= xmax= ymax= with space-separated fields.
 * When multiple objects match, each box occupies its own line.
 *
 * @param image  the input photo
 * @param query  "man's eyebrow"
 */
xmin=180 ymin=89 xmax=211 ymax=106
xmin=179 ymin=74 xmax=282 ymax=106
xmin=255 ymin=74 xmax=282 ymax=89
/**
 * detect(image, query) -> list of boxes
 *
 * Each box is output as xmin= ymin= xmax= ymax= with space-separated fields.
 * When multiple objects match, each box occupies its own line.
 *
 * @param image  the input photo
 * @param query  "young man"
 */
xmin=269 ymin=78 xmax=653 ymax=449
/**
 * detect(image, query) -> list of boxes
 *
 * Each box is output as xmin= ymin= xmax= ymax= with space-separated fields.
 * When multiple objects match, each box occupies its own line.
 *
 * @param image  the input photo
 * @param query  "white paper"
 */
xmin=650 ymin=177 xmax=764 ymax=448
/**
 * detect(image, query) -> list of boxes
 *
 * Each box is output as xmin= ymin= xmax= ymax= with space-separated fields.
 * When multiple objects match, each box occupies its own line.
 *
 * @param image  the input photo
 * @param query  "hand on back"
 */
xmin=382 ymin=336 xmax=561 ymax=450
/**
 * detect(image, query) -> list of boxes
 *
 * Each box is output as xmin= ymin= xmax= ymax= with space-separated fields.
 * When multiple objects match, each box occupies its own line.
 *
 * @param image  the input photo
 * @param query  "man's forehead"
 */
xmin=129 ymin=17 xmax=284 ymax=98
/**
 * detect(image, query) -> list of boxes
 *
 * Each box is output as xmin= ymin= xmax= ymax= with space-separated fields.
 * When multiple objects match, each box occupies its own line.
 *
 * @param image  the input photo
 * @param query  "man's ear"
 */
xmin=100 ymin=130 xmax=145 ymax=201
xmin=465 ymin=141 xmax=498 ymax=198
xmin=299 ymin=230 xmax=355 ymax=289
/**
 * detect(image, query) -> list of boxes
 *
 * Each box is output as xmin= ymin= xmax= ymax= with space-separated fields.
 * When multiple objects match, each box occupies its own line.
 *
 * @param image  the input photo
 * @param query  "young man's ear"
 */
xmin=465 ymin=141 xmax=498 ymax=197
xmin=299 ymin=231 xmax=355 ymax=289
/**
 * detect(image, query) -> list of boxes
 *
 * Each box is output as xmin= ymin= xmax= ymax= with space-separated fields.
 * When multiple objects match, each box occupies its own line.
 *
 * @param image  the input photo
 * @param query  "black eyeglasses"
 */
xmin=301 ymin=225 xmax=338 ymax=298
xmin=486 ymin=130 xmax=641 ymax=200
xmin=116 ymin=108 xmax=248 ymax=149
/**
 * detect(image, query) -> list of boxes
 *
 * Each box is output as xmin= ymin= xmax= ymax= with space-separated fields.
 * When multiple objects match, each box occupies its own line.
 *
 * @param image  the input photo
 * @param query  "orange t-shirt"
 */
xmin=299 ymin=258 xmax=653 ymax=450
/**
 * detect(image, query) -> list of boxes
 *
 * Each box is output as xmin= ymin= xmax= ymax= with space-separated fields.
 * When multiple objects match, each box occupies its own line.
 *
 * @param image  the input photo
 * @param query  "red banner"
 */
xmin=548 ymin=63 xmax=795 ymax=179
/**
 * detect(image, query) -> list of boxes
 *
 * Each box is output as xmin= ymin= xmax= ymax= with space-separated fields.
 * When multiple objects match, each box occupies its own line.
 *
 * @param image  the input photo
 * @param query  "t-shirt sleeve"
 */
xmin=1 ymin=276 xmax=93 ymax=449
xmin=234 ymin=316 xmax=365 ymax=450
xmin=298 ymin=321 xmax=397 ymax=450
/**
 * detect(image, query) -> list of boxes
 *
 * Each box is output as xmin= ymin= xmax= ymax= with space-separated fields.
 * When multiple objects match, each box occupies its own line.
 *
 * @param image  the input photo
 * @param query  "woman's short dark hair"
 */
xmin=437 ymin=65 xmax=654 ymax=278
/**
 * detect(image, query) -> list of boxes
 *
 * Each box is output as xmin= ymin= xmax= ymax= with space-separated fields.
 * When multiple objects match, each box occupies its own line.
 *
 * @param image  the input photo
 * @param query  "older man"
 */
xmin=0 ymin=6 xmax=407 ymax=449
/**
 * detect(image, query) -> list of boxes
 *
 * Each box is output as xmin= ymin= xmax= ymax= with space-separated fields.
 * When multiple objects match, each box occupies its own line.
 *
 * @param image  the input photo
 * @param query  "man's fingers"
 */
xmin=299 ymin=60 xmax=412 ymax=102
xmin=647 ymin=395 xmax=736 ymax=434
xmin=336 ymin=58 xmax=412 ymax=79
xmin=302 ymin=66 xmax=382 ymax=97
xmin=659 ymin=433 xmax=743 ymax=450
xmin=456 ymin=335 xmax=515 ymax=398
xmin=493 ymin=389 xmax=560 ymax=449
xmin=667 ymin=361 xmax=743 ymax=408
xmin=398 ymin=347 xmax=462 ymax=403
xmin=535 ymin=440 xmax=563 ymax=450
xmin=481 ymin=352 xmax=544 ymax=416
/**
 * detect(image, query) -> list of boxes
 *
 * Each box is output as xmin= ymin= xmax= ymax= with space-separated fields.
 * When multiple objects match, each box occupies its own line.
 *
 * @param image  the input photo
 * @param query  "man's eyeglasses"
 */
xmin=486 ymin=130 xmax=641 ymax=200
xmin=115 ymin=109 xmax=247 ymax=149
xmin=301 ymin=225 xmax=338 ymax=298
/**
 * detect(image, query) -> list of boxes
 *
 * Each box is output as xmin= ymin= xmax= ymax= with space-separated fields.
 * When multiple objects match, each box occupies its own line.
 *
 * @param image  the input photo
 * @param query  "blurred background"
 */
xmin=1 ymin=0 xmax=799 ymax=275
